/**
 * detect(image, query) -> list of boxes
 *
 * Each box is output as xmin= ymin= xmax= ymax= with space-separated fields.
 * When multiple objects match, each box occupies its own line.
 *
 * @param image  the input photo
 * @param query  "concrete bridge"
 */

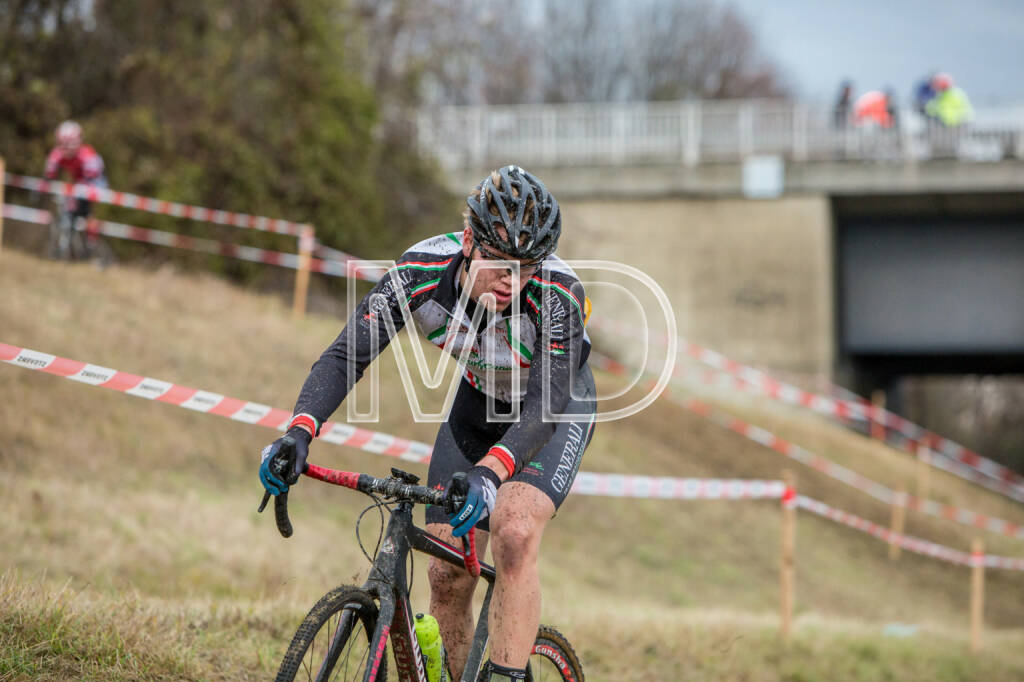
xmin=417 ymin=100 xmax=1024 ymax=414
xmin=417 ymin=99 xmax=1024 ymax=197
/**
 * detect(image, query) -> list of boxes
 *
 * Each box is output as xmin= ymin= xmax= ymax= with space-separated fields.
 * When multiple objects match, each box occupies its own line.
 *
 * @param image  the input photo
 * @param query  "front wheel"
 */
xmin=527 ymin=625 xmax=584 ymax=682
xmin=275 ymin=586 xmax=387 ymax=682
xmin=86 ymin=235 xmax=115 ymax=270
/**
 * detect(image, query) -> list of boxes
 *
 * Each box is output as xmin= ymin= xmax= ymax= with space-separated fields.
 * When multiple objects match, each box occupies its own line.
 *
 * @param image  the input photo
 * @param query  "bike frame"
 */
xmin=353 ymin=499 xmax=497 ymax=682
xmin=50 ymin=196 xmax=75 ymax=259
xmin=270 ymin=453 xmax=582 ymax=681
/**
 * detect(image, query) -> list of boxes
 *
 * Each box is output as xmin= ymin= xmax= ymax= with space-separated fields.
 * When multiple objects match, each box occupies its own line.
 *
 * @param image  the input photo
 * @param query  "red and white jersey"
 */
xmin=44 ymin=144 xmax=106 ymax=184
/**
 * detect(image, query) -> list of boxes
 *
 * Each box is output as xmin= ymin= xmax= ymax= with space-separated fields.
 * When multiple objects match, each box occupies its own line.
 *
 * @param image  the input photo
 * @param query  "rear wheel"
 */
xmin=275 ymin=586 xmax=387 ymax=682
xmin=527 ymin=625 xmax=584 ymax=682
xmin=85 ymin=232 xmax=115 ymax=269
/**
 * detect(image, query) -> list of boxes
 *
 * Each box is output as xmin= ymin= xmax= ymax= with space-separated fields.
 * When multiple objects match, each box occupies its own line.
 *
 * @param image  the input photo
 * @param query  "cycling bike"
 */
xmin=47 ymin=195 xmax=114 ymax=267
xmin=259 ymin=455 xmax=584 ymax=682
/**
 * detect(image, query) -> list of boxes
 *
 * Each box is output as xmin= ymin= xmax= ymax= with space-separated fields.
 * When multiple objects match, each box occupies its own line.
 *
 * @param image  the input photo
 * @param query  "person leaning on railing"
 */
xmin=925 ymin=73 xmax=974 ymax=128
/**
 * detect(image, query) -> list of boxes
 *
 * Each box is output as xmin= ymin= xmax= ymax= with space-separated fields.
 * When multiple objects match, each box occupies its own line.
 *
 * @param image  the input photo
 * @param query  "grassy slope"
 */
xmin=1 ymin=249 xmax=1023 ymax=681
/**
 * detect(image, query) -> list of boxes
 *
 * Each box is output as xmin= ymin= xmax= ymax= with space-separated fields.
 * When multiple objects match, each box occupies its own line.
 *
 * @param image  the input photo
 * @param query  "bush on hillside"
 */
xmin=0 ymin=0 xmax=453 ymax=275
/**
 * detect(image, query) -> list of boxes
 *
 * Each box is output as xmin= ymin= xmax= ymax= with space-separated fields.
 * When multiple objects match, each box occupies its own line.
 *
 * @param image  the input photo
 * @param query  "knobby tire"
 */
xmin=526 ymin=625 xmax=584 ymax=682
xmin=275 ymin=586 xmax=387 ymax=682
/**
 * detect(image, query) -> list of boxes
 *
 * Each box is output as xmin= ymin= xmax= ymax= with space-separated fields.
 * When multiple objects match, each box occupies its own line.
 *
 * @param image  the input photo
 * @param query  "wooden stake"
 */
xmin=915 ymin=442 xmax=931 ymax=503
xmin=292 ymin=225 xmax=314 ymax=318
xmin=889 ymin=487 xmax=907 ymax=560
xmin=0 ymin=157 xmax=6 ymax=252
xmin=870 ymin=389 xmax=887 ymax=442
xmin=780 ymin=469 xmax=796 ymax=643
xmin=970 ymin=538 xmax=985 ymax=653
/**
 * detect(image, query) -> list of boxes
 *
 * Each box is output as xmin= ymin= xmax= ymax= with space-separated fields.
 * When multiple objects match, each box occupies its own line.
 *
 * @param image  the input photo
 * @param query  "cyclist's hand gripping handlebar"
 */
xmin=445 ymin=472 xmax=481 ymax=577
xmin=257 ymin=444 xmax=298 ymax=538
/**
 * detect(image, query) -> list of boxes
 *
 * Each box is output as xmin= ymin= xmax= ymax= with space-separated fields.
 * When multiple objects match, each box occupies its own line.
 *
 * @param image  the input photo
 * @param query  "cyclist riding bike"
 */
xmin=259 ymin=165 xmax=595 ymax=682
xmin=44 ymin=120 xmax=108 ymax=223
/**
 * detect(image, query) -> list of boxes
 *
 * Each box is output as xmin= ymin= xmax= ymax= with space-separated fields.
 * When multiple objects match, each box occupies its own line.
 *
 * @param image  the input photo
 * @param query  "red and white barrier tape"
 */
xmin=1 ymin=342 xmax=431 ymax=463
xmin=5 ymin=173 xmax=310 ymax=237
xmin=6 ymin=342 xmax=1023 ymax=568
xmin=659 ymin=358 xmax=1023 ymax=503
xmin=797 ymin=495 xmax=1024 ymax=571
xmin=588 ymin=352 xmax=1024 ymax=541
xmin=588 ymin=315 xmax=1024 ymax=503
xmin=3 ymin=341 xmax=787 ymax=501
xmin=2 ymin=203 xmax=381 ymax=282
xmin=571 ymin=473 xmax=784 ymax=499
xmin=2 ymin=203 xmax=52 ymax=225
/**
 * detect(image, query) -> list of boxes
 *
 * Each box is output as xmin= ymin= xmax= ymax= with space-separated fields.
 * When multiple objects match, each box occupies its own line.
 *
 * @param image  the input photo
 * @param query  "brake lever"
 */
xmin=461 ymin=527 xmax=481 ymax=578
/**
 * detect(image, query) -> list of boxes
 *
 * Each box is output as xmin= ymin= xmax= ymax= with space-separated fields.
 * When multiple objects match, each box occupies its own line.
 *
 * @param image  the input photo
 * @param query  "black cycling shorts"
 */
xmin=425 ymin=363 xmax=596 ymax=531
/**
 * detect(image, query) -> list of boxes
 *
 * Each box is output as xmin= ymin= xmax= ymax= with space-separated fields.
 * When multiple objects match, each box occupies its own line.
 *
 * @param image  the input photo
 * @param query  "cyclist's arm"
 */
xmin=44 ymin=149 xmax=62 ymax=180
xmin=485 ymin=279 xmax=589 ymax=479
xmin=290 ymin=260 xmax=424 ymax=428
xmin=79 ymin=146 xmax=105 ymax=181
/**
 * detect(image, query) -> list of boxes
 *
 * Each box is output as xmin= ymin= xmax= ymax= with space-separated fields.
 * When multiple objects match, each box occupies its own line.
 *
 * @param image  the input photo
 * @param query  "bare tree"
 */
xmin=342 ymin=0 xmax=788 ymax=111
xmin=417 ymin=0 xmax=788 ymax=106
xmin=539 ymin=0 xmax=630 ymax=103
xmin=348 ymin=0 xmax=476 ymax=116
xmin=625 ymin=1 xmax=786 ymax=100
xmin=417 ymin=1 xmax=540 ymax=107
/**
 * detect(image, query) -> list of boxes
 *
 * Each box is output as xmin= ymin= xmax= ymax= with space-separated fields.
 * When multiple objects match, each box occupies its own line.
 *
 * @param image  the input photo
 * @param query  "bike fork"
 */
xmin=364 ymin=588 xmax=397 ymax=682
xmin=315 ymin=606 xmax=363 ymax=682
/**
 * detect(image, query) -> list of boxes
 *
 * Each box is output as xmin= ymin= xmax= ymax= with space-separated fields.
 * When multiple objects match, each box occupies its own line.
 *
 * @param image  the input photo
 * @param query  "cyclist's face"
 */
xmin=460 ymin=226 xmax=542 ymax=312
xmin=59 ymin=140 xmax=80 ymax=158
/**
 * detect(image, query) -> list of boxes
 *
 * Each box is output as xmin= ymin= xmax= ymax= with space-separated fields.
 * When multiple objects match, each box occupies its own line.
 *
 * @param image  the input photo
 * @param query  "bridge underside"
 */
xmin=833 ymin=192 xmax=1024 ymax=397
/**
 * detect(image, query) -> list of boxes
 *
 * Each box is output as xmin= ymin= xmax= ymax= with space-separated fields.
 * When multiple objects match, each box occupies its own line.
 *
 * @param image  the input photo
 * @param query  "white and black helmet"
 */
xmin=56 ymin=120 xmax=82 ymax=146
xmin=466 ymin=165 xmax=561 ymax=261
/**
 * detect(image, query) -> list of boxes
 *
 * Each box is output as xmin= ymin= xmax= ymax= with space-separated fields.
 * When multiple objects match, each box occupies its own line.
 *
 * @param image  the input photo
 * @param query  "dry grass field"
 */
xmin=2 ymin=249 xmax=1024 ymax=680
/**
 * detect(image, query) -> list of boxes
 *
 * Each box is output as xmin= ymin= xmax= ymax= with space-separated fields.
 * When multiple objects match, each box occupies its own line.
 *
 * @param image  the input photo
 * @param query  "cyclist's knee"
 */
xmin=491 ymin=521 xmax=537 ymax=576
xmin=489 ymin=509 xmax=547 ymax=576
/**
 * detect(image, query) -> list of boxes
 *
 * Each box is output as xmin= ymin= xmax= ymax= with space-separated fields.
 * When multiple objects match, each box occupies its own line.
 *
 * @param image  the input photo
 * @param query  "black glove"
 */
xmin=446 ymin=466 xmax=500 ymax=538
xmin=258 ymin=428 xmax=312 ymax=496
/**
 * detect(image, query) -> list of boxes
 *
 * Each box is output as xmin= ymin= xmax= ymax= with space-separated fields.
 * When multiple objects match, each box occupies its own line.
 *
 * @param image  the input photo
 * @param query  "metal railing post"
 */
xmin=684 ymin=102 xmax=701 ymax=167
xmin=543 ymin=106 xmax=556 ymax=166
xmin=612 ymin=106 xmax=626 ymax=164
xmin=899 ymin=108 xmax=914 ymax=162
xmin=471 ymin=107 xmax=485 ymax=168
xmin=792 ymin=104 xmax=808 ymax=161
xmin=739 ymin=104 xmax=755 ymax=157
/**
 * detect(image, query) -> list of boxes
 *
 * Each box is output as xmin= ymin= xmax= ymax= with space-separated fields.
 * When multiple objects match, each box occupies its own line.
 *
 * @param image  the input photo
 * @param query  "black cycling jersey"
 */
xmin=293 ymin=232 xmax=592 ymax=475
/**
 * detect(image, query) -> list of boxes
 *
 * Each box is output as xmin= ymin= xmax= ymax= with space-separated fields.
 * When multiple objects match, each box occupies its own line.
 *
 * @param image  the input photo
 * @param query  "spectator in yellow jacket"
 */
xmin=925 ymin=73 xmax=974 ymax=127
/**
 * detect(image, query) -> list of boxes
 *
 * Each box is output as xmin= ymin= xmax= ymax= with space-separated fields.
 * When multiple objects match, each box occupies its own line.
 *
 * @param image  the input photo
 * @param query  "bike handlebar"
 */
xmin=305 ymin=464 xmax=453 ymax=508
xmin=259 ymin=464 xmax=466 ymax=538
xmin=258 ymin=464 xmax=479 ymax=575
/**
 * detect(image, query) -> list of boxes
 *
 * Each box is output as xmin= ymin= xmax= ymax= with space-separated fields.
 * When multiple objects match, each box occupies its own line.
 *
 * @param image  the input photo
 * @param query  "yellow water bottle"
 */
xmin=414 ymin=613 xmax=447 ymax=682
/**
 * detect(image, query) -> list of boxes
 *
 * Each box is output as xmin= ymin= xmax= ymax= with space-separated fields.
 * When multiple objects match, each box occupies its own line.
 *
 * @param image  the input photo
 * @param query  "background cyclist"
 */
xmin=259 ymin=166 xmax=596 ymax=682
xmin=44 ymin=120 xmax=108 ymax=225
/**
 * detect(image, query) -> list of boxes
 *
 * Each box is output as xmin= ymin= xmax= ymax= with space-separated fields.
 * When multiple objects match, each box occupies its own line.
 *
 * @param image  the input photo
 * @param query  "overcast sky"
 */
xmin=718 ymin=0 xmax=1024 ymax=107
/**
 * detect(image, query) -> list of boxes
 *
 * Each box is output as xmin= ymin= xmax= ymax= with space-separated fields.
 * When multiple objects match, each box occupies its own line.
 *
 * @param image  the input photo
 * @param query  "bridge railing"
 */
xmin=416 ymin=100 xmax=1024 ymax=170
